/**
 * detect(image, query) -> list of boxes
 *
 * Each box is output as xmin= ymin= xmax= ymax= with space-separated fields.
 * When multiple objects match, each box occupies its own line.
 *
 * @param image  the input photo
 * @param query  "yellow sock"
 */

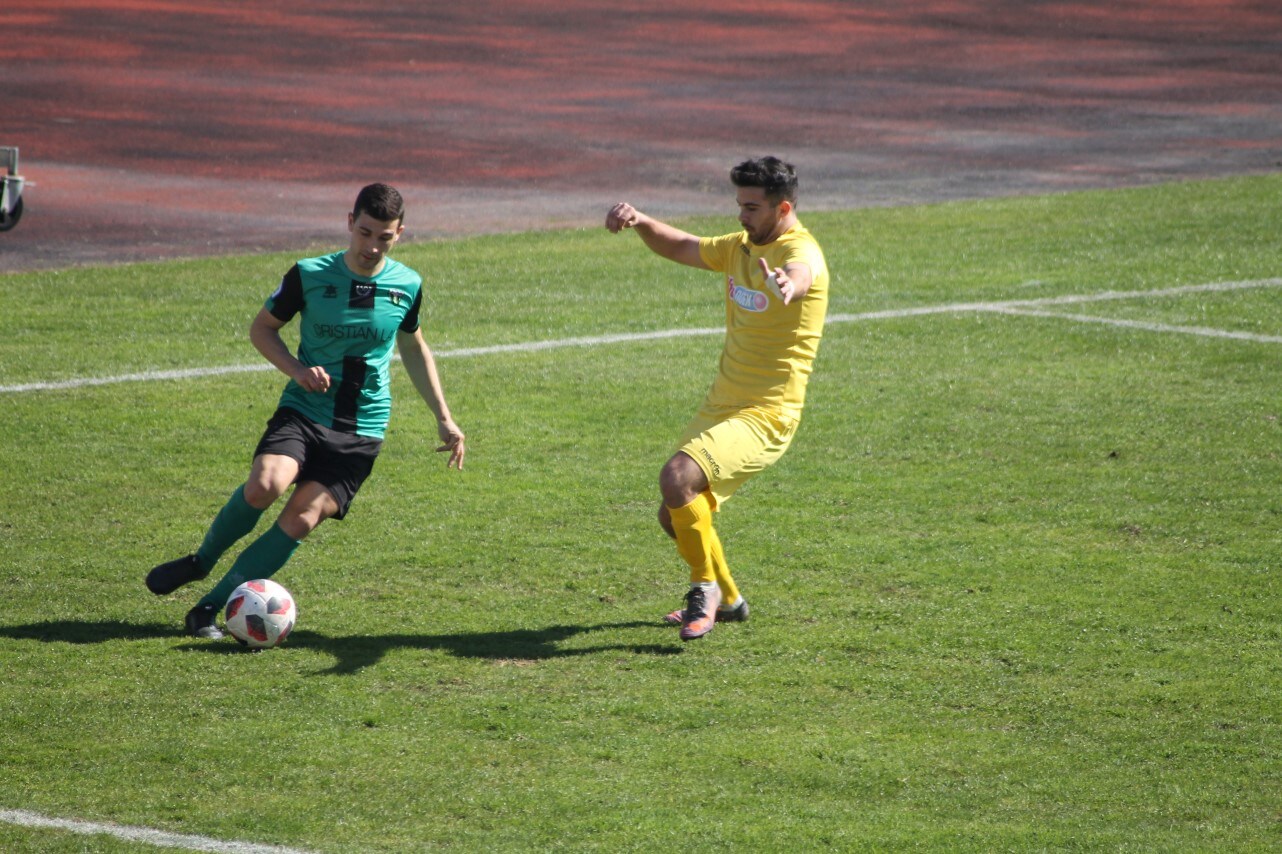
xmin=668 ymin=493 xmax=716 ymax=584
xmin=708 ymin=526 xmax=741 ymax=607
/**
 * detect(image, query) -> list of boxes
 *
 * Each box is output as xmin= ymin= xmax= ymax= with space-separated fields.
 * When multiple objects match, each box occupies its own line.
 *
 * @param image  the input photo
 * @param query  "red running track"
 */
xmin=1 ymin=0 xmax=1279 ymax=271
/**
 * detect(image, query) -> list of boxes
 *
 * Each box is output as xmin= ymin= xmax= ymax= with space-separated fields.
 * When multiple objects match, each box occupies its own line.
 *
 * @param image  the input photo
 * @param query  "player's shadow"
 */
xmin=0 ymin=620 xmax=174 ymax=644
xmin=0 ymin=619 xmax=682 ymax=674
xmin=277 ymin=621 xmax=681 ymax=674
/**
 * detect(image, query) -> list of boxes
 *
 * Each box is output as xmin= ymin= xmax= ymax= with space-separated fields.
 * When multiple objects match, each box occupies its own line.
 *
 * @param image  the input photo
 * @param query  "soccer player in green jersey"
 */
xmin=606 ymin=157 xmax=829 ymax=641
xmin=147 ymin=183 xmax=466 ymax=639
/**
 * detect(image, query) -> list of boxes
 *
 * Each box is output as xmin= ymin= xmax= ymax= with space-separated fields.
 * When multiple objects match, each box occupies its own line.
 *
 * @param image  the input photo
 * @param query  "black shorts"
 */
xmin=254 ymin=407 xmax=383 ymax=520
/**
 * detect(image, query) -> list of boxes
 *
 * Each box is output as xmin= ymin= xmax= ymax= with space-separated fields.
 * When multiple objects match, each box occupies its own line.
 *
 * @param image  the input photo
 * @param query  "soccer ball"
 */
xmin=224 ymin=579 xmax=297 ymax=649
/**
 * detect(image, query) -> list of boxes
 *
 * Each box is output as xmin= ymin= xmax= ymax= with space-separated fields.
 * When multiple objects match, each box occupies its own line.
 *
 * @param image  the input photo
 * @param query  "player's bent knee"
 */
xmin=243 ymin=477 xmax=287 ymax=509
xmin=277 ymin=501 xmax=333 ymax=540
xmin=277 ymin=513 xmax=320 ymax=541
xmin=277 ymin=482 xmax=339 ymax=540
xmin=659 ymin=453 xmax=706 ymax=508
xmin=245 ymin=455 xmax=300 ymax=508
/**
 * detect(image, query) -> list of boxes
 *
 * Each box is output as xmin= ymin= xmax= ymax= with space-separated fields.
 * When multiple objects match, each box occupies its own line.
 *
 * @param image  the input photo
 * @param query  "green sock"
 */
xmin=198 ymin=523 xmax=300 ymax=610
xmin=195 ymin=484 xmax=264 ymax=572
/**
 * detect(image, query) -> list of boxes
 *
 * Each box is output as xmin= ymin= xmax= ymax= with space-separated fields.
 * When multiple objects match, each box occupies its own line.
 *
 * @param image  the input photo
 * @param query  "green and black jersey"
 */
xmin=265 ymin=251 xmax=423 ymax=439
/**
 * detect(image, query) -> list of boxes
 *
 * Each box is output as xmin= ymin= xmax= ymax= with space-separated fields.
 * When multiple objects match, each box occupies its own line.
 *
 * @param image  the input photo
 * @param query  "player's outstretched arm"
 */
xmin=396 ymin=328 xmax=466 ymax=470
xmin=605 ymin=202 xmax=710 ymax=270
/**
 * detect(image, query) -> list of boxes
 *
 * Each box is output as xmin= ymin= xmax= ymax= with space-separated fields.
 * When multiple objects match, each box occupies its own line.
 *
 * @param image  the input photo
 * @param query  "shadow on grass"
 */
xmin=0 ymin=619 xmax=682 ymax=674
xmin=243 ymin=621 xmax=682 ymax=674
xmin=0 ymin=620 xmax=173 ymax=644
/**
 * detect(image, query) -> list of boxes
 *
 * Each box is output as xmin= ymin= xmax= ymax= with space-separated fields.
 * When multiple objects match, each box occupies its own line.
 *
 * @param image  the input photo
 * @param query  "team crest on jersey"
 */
xmin=349 ymin=280 xmax=376 ymax=308
xmin=323 ymin=284 xmax=338 ymax=298
xmin=388 ymin=288 xmax=409 ymax=307
xmin=727 ymin=276 xmax=769 ymax=313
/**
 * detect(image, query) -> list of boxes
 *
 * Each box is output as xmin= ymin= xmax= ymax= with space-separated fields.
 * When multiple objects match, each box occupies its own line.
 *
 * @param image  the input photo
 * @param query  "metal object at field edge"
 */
xmin=0 ymin=147 xmax=26 ymax=232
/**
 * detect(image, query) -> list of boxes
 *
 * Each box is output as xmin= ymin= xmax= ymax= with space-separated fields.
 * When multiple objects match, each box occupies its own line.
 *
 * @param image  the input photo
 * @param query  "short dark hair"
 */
xmin=730 ymin=157 xmax=798 ymax=206
xmin=353 ymin=183 xmax=405 ymax=225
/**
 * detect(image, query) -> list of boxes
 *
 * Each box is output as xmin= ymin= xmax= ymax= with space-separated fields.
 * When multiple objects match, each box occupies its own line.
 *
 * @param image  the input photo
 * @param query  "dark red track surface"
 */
xmin=2 ymin=1 xmax=1279 ymax=272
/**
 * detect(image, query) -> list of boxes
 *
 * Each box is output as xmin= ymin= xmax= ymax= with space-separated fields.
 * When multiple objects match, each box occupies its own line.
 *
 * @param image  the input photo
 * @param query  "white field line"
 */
xmin=0 ymin=329 xmax=722 ymax=394
xmin=991 ymin=307 xmax=1282 ymax=344
xmin=823 ymin=277 xmax=1282 ymax=324
xmin=0 ymin=808 xmax=314 ymax=854
xmin=3 ymin=277 xmax=1280 ymax=395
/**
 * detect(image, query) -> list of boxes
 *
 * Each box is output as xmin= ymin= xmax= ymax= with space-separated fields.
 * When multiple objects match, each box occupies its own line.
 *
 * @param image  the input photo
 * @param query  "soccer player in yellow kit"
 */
xmin=605 ymin=156 xmax=829 ymax=640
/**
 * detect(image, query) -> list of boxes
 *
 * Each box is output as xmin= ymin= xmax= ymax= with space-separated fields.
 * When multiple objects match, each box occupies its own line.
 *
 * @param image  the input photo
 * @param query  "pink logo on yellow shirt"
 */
xmin=727 ymin=276 xmax=769 ymax=312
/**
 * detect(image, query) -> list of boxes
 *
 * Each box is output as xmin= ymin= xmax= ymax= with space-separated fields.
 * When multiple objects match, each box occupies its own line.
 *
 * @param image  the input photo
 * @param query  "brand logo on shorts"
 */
xmin=728 ymin=276 xmax=769 ymax=313
xmin=698 ymin=447 xmax=722 ymax=479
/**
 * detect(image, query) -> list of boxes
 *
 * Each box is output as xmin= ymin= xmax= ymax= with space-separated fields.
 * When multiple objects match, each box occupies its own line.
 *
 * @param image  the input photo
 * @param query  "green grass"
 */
xmin=2 ymin=175 xmax=1281 ymax=851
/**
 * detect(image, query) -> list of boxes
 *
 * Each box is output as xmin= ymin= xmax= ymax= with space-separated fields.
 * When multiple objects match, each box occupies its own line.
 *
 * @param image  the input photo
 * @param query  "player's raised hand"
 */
xmin=605 ymin=202 xmax=643 ymax=234
xmin=759 ymin=257 xmax=796 ymax=305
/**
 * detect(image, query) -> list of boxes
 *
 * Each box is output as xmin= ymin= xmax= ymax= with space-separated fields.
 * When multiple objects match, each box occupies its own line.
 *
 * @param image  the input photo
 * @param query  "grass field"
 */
xmin=1 ymin=175 xmax=1280 ymax=852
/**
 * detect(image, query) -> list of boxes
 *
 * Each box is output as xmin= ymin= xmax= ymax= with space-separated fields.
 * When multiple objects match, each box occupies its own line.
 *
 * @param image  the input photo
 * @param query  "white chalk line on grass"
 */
xmin=0 ymin=328 xmax=722 ymax=394
xmin=822 ymin=277 xmax=1282 ymax=324
xmin=992 ymin=307 xmax=1282 ymax=344
xmin=0 ymin=808 xmax=314 ymax=854
xmin=3 ymin=277 xmax=1280 ymax=395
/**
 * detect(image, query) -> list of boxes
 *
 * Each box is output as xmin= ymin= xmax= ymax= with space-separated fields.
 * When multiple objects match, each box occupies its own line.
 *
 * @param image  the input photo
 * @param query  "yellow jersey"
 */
xmin=697 ymin=222 xmax=829 ymax=418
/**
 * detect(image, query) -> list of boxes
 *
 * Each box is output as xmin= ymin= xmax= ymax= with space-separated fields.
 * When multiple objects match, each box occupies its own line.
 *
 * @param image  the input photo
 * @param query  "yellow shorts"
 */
xmin=676 ymin=405 xmax=798 ymax=510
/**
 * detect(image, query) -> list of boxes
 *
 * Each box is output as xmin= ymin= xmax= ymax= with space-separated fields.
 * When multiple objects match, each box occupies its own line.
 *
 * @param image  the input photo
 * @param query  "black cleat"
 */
xmin=717 ymin=598 xmax=750 ymax=623
xmin=664 ymin=597 xmax=750 ymax=626
xmin=184 ymin=603 xmax=224 ymax=640
xmin=146 ymin=554 xmax=208 ymax=595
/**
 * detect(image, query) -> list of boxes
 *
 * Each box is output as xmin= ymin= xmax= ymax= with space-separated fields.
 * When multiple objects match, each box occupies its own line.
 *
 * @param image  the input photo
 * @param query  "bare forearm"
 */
xmin=397 ymin=329 xmax=466 ymax=468
xmin=396 ymin=332 xmax=452 ymax=419
xmin=605 ymin=202 xmax=707 ymax=269
xmin=250 ymin=320 xmax=302 ymax=377
xmin=632 ymin=217 xmax=700 ymax=264
xmin=402 ymin=343 xmax=452 ymax=421
xmin=249 ymin=308 xmax=330 ymax=391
